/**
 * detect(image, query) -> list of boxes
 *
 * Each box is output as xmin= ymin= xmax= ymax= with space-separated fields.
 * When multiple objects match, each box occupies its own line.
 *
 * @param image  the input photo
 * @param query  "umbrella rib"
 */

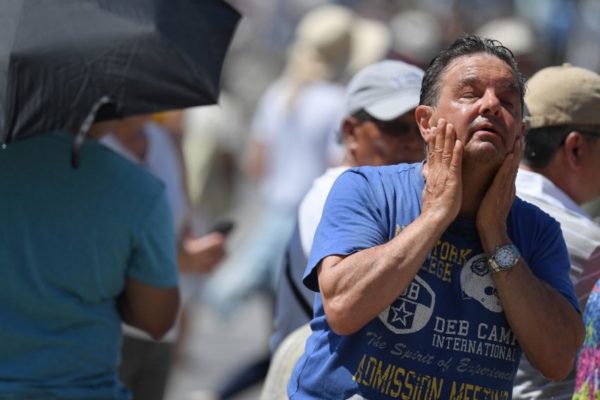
xmin=3 ymin=1 xmax=27 ymax=143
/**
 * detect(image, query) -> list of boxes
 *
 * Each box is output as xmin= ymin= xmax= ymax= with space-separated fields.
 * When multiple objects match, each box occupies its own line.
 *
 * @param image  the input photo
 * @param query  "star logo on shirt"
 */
xmin=390 ymin=302 xmax=414 ymax=327
xmin=379 ymin=275 xmax=435 ymax=334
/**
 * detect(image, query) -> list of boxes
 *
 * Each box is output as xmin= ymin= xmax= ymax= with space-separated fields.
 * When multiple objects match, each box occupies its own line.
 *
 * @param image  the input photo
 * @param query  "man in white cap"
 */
xmin=513 ymin=64 xmax=600 ymax=399
xmin=261 ymin=59 xmax=425 ymax=399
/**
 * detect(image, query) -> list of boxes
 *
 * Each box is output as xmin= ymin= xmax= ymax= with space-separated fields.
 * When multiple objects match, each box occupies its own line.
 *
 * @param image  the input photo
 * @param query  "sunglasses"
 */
xmin=353 ymin=109 xmax=418 ymax=137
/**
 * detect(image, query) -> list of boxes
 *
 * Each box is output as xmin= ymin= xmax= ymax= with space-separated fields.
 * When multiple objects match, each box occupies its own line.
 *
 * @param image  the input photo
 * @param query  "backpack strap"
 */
xmin=284 ymin=248 xmax=313 ymax=318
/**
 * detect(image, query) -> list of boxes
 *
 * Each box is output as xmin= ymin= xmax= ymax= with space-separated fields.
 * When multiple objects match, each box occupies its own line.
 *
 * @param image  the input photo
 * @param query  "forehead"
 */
xmin=441 ymin=53 xmax=518 ymax=91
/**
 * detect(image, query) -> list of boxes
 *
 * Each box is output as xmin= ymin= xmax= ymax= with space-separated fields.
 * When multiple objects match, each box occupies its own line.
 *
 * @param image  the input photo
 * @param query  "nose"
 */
xmin=479 ymin=89 xmax=501 ymax=116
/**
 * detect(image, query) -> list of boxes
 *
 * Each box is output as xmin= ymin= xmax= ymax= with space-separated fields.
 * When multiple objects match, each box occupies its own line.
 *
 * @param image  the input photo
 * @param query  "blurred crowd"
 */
xmin=206 ymin=0 xmax=600 ymax=237
xmin=225 ymin=0 xmax=600 ymax=117
xmin=101 ymin=0 xmax=600 ymax=399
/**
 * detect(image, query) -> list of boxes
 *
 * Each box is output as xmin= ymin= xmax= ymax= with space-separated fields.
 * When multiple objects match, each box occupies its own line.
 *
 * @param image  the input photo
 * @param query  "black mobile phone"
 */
xmin=209 ymin=219 xmax=235 ymax=236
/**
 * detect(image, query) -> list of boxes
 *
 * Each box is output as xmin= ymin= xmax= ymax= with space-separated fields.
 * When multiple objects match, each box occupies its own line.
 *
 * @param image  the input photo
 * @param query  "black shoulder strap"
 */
xmin=284 ymin=248 xmax=313 ymax=318
xmin=71 ymin=95 xmax=113 ymax=169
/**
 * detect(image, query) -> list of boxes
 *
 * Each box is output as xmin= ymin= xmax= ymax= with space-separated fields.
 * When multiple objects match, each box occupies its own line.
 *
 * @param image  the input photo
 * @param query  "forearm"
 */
xmin=118 ymin=279 xmax=180 ymax=340
xmin=479 ymin=228 xmax=583 ymax=378
xmin=117 ymin=292 xmax=135 ymax=326
xmin=479 ymin=227 xmax=584 ymax=379
xmin=492 ymin=262 xmax=583 ymax=380
xmin=319 ymin=212 xmax=449 ymax=335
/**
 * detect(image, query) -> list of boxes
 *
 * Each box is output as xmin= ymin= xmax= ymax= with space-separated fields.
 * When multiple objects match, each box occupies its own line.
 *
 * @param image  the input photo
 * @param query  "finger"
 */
xmin=513 ymin=135 xmax=524 ymax=168
xmin=433 ymin=119 xmax=446 ymax=163
xmin=449 ymin=137 xmax=463 ymax=177
xmin=442 ymin=123 xmax=456 ymax=167
xmin=491 ymin=155 xmax=518 ymax=205
xmin=426 ymin=131 xmax=436 ymax=163
xmin=426 ymin=119 xmax=442 ymax=163
xmin=496 ymin=153 xmax=514 ymax=183
xmin=504 ymin=136 xmax=523 ymax=185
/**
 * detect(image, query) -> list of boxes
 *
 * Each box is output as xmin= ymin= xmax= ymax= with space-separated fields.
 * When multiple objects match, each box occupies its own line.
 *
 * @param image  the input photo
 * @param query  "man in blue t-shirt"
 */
xmin=288 ymin=34 xmax=584 ymax=400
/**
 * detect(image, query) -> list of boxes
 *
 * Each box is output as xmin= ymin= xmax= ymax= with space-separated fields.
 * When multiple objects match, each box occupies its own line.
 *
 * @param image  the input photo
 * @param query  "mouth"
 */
xmin=470 ymin=122 xmax=501 ymax=139
xmin=473 ymin=123 xmax=497 ymax=134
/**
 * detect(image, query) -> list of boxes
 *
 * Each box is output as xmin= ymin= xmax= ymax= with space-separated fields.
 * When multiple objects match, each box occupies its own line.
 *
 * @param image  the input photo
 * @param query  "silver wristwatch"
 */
xmin=488 ymin=244 xmax=520 ymax=273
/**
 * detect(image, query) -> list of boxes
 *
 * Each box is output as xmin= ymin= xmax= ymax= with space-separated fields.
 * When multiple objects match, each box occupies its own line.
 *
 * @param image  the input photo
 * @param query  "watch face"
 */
xmin=495 ymin=245 xmax=519 ymax=269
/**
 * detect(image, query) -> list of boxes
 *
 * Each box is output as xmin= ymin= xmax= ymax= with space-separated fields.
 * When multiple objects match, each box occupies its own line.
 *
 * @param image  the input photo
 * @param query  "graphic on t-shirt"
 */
xmin=460 ymin=254 xmax=502 ymax=312
xmin=378 ymin=275 xmax=435 ymax=334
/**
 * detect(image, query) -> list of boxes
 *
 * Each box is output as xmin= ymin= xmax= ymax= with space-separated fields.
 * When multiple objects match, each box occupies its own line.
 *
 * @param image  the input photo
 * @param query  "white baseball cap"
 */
xmin=345 ymin=60 xmax=424 ymax=121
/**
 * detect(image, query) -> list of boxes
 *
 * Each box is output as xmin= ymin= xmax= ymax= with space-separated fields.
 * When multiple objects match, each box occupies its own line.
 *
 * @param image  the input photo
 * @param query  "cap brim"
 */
xmin=364 ymin=89 xmax=421 ymax=121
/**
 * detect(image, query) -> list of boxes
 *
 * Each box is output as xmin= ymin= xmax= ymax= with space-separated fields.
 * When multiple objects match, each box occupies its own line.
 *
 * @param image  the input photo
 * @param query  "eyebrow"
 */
xmin=455 ymin=76 xmax=519 ymax=94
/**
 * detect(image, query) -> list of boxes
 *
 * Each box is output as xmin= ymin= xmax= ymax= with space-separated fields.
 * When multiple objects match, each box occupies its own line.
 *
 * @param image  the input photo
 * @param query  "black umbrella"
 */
xmin=0 ymin=0 xmax=241 ymax=148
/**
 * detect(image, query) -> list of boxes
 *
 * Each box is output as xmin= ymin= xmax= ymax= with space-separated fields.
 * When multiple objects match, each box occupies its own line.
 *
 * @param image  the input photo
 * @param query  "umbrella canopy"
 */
xmin=0 ymin=0 xmax=241 ymax=144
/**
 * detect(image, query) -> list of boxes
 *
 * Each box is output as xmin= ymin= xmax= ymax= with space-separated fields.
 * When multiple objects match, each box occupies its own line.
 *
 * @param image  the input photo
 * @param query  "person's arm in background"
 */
xmin=118 ymin=280 xmax=180 ymax=340
xmin=153 ymin=110 xmax=229 ymax=275
xmin=242 ymin=138 xmax=267 ymax=181
xmin=178 ymin=229 xmax=227 ymax=274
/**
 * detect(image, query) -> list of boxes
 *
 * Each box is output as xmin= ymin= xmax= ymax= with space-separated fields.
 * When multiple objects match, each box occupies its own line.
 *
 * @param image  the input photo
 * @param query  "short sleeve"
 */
xmin=511 ymin=202 xmax=580 ymax=312
xmin=127 ymin=189 xmax=179 ymax=288
xmin=302 ymin=169 xmax=389 ymax=292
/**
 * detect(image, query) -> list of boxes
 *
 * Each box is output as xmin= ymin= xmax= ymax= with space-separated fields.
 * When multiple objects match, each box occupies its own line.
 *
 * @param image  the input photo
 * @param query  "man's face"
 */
xmin=352 ymin=110 xmax=424 ymax=166
xmin=427 ymin=53 xmax=524 ymax=166
xmin=579 ymin=133 xmax=600 ymax=202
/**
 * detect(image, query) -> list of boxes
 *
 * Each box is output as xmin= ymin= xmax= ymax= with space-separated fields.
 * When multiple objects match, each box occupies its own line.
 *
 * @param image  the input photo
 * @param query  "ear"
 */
xmin=415 ymin=105 xmax=434 ymax=142
xmin=341 ymin=117 xmax=358 ymax=150
xmin=562 ymin=131 xmax=585 ymax=169
xmin=519 ymin=120 xmax=526 ymax=137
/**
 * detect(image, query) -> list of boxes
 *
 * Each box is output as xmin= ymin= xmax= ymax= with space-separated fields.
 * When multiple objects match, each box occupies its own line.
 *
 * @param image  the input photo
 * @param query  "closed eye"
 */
xmin=500 ymin=97 xmax=514 ymax=108
xmin=460 ymin=92 xmax=478 ymax=100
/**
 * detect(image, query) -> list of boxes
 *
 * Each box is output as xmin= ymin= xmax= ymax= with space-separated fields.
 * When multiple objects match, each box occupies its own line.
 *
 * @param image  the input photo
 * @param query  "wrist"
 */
xmin=488 ymin=243 xmax=521 ymax=274
xmin=419 ymin=209 xmax=454 ymax=236
xmin=477 ymin=228 xmax=510 ymax=256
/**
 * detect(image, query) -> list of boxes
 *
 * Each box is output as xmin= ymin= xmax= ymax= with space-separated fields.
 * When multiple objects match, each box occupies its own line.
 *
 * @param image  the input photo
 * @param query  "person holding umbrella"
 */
xmin=0 ymin=118 xmax=181 ymax=399
xmin=0 ymin=1 xmax=240 ymax=399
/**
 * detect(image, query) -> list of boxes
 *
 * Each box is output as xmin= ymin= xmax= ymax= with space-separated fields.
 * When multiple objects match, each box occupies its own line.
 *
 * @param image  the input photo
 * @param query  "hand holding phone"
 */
xmin=209 ymin=219 xmax=235 ymax=236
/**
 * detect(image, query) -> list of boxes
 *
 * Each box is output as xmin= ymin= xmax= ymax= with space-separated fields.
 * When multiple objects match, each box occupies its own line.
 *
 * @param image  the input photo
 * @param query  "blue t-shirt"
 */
xmin=0 ymin=133 xmax=178 ymax=399
xmin=289 ymin=162 xmax=577 ymax=400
